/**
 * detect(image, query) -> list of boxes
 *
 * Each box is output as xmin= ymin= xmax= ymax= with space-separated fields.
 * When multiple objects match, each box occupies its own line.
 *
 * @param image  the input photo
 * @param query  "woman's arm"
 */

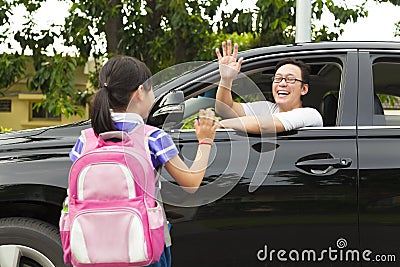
xmin=214 ymin=40 xmax=245 ymax=118
xmin=215 ymin=79 xmax=245 ymax=118
xmin=219 ymin=115 xmax=285 ymax=134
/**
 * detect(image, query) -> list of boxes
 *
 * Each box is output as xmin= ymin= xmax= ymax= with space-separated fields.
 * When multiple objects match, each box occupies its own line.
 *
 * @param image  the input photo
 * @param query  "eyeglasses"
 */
xmin=271 ymin=75 xmax=306 ymax=84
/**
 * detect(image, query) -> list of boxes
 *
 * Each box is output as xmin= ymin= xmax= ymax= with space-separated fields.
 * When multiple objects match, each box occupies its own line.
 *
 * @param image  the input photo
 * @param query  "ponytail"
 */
xmin=91 ymin=87 xmax=117 ymax=135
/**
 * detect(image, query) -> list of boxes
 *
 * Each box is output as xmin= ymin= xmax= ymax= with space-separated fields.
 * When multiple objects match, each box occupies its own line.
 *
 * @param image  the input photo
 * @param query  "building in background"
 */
xmin=0 ymin=63 xmax=89 ymax=131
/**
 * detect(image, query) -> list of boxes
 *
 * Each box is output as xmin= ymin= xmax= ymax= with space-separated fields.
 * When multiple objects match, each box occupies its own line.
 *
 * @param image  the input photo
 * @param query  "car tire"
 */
xmin=0 ymin=217 xmax=68 ymax=267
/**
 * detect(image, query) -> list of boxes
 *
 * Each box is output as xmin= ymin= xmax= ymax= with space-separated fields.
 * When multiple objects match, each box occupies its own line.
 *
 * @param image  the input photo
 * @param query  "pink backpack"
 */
xmin=59 ymin=125 xmax=165 ymax=266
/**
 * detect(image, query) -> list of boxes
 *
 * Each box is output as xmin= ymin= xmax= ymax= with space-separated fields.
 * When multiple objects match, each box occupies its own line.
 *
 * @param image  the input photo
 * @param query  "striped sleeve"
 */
xmin=148 ymin=129 xmax=179 ymax=168
xmin=69 ymin=135 xmax=85 ymax=162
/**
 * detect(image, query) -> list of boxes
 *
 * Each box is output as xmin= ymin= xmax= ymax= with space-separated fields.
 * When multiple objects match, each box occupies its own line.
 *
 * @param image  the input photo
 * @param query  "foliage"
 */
xmin=181 ymin=111 xmax=221 ymax=130
xmin=218 ymin=0 xmax=368 ymax=45
xmin=0 ymin=54 xmax=27 ymax=92
xmin=0 ymin=0 xmax=394 ymax=119
xmin=378 ymin=94 xmax=400 ymax=108
xmin=0 ymin=0 xmax=85 ymax=118
xmin=63 ymin=0 xmax=225 ymax=72
xmin=233 ymin=94 xmax=262 ymax=104
xmin=197 ymin=31 xmax=259 ymax=61
xmin=0 ymin=126 xmax=12 ymax=133
xmin=396 ymin=22 xmax=400 ymax=37
xmin=28 ymin=54 xmax=86 ymax=118
xmin=373 ymin=0 xmax=400 ymax=36
xmin=181 ymin=113 xmax=200 ymax=130
xmin=374 ymin=0 xmax=400 ymax=5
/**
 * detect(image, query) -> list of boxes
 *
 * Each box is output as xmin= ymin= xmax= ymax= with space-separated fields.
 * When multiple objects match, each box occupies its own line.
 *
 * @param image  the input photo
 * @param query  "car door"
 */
xmin=161 ymin=49 xmax=360 ymax=266
xmin=357 ymin=50 xmax=400 ymax=266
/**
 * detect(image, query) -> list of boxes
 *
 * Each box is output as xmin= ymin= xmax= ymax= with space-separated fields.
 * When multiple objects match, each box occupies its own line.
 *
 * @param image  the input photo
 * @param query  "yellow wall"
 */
xmin=0 ymin=65 xmax=90 ymax=131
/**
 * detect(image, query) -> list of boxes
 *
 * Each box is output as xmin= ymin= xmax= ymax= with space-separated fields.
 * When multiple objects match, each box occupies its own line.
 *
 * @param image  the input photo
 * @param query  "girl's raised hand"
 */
xmin=194 ymin=108 xmax=219 ymax=142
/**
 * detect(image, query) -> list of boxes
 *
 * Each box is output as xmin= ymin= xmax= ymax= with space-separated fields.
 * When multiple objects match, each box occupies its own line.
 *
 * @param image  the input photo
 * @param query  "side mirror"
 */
xmin=147 ymin=90 xmax=185 ymax=129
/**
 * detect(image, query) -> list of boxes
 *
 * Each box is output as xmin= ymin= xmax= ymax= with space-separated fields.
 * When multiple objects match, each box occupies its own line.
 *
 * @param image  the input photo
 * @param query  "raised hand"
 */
xmin=194 ymin=108 xmax=219 ymax=142
xmin=215 ymin=40 xmax=244 ymax=82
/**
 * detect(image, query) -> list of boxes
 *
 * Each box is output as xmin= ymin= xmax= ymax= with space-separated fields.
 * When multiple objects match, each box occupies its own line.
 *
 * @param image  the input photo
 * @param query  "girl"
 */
xmin=69 ymin=55 xmax=218 ymax=267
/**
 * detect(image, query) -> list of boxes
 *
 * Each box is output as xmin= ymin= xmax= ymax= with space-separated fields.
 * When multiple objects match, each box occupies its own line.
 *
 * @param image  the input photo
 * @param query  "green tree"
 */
xmin=0 ymin=0 xmax=388 ymax=118
xmin=0 ymin=0 xmax=85 ymax=118
xmin=219 ymin=0 xmax=368 ymax=45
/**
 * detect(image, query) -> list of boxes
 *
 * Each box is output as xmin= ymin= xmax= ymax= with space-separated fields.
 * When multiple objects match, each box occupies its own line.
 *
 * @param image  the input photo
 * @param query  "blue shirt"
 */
xmin=69 ymin=112 xmax=179 ymax=168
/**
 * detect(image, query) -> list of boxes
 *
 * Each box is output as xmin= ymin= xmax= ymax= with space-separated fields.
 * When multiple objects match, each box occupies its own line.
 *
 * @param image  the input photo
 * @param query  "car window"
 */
xmin=372 ymin=60 xmax=400 ymax=126
xmin=181 ymin=96 xmax=217 ymax=129
xmin=181 ymin=57 xmax=344 ymax=129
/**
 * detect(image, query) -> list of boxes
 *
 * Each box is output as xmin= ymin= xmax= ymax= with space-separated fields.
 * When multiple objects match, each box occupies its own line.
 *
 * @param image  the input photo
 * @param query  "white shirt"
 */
xmin=241 ymin=101 xmax=323 ymax=131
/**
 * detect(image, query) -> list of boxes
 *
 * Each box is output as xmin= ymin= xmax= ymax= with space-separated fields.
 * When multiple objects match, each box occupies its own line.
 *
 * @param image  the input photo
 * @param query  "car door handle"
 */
xmin=295 ymin=158 xmax=352 ymax=168
xmin=295 ymin=158 xmax=352 ymax=175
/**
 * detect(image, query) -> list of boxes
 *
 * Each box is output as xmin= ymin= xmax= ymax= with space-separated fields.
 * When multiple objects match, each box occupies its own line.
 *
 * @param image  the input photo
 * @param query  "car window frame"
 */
xmin=358 ymin=49 xmax=400 ymax=127
xmin=169 ymin=49 xmax=357 ymax=134
xmin=358 ymin=52 xmax=400 ymax=128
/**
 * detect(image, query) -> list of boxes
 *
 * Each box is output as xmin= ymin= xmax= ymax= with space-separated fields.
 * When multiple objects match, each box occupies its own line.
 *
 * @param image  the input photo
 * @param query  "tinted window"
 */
xmin=373 ymin=60 xmax=400 ymax=126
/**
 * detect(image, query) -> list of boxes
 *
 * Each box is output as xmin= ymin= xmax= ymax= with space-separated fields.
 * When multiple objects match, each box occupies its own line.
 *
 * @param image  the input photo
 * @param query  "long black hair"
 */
xmin=90 ymin=56 xmax=152 ymax=135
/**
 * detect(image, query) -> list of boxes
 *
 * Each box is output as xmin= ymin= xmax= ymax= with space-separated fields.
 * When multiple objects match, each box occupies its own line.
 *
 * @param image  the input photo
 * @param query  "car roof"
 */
xmin=241 ymin=41 xmax=400 ymax=58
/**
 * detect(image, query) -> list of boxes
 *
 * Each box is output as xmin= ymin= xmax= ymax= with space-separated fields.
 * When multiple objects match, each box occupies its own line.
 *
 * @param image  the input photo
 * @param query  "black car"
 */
xmin=1 ymin=41 xmax=400 ymax=266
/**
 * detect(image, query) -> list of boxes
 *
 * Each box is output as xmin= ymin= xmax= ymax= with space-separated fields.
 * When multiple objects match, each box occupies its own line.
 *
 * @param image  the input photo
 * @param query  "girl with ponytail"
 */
xmin=69 ymin=55 xmax=218 ymax=267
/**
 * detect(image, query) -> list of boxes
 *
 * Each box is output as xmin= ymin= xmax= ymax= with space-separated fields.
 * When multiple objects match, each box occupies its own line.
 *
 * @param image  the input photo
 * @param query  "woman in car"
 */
xmin=215 ymin=40 xmax=323 ymax=133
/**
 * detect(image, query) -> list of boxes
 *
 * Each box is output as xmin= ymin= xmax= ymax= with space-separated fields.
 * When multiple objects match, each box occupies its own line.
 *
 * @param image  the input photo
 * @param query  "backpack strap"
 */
xmin=159 ymin=192 xmax=172 ymax=247
xmin=80 ymin=128 xmax=99 ymax=154
xmin=141 ymin=125 xmax=172 ymax=247
xmin=153 ymin=167 xmax=172 ymax=247
xmin=126 ymin=125 xmax=157 ymax=155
